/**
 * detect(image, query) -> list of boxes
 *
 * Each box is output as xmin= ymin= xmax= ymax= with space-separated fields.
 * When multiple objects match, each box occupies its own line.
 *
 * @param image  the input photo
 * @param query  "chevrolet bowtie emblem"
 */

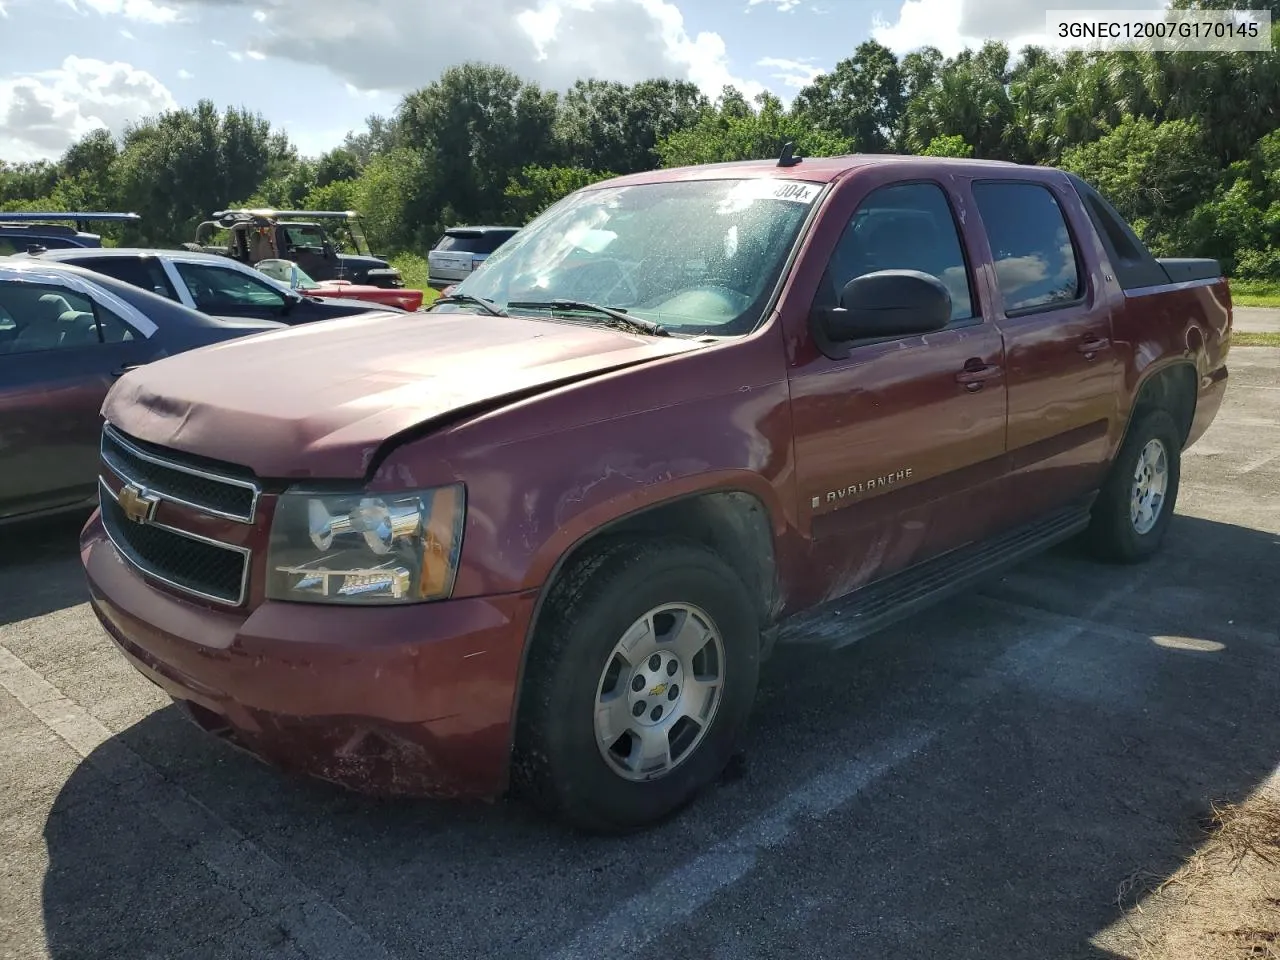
xmin=118 ymin=483 xmax=160 ymax=524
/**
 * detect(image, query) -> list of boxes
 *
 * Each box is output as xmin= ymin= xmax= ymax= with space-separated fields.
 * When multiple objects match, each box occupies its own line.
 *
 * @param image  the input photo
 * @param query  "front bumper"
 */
xmin=81 ymin=511 xmax=539 ymax=800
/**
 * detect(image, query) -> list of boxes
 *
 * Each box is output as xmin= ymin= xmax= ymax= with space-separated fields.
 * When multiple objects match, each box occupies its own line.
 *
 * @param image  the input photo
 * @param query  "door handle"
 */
xmin=955 ymin=362 xmax=1003 ymax=391
xmin=1077 ymin=336 xmax=1110 ymax=357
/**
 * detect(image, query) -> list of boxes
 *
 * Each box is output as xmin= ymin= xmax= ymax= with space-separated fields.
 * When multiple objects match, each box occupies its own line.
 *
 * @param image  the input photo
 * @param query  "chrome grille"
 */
xmin=99 ymin=479 xmax=250 ymax=605
xmin=101 ymin=424 xmax=259 ymax=523
xmin=98 ymin=422 xmax=260 ymax=607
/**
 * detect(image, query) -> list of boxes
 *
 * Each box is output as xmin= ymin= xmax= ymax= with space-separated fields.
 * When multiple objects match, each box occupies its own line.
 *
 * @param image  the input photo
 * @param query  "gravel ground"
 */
xmin=1 ymin=349 xmax=1277 ymax=960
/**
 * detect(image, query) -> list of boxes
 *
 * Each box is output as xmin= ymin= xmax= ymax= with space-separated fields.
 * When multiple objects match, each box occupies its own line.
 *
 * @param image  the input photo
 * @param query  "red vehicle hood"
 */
xmin=104 ymin=311 xmax=704 ymax=479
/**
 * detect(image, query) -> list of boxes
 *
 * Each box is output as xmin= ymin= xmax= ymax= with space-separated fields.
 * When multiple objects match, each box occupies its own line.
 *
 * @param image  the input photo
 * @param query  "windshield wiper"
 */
xmin=506 ymin=299 xmax=668 ymax=337
xmin=427 ymin=294 xmax=508 ymax=317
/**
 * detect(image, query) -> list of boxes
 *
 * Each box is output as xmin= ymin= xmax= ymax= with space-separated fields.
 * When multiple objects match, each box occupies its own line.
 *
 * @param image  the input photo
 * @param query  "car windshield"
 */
xmin=438 ymin=178 xmax=823 ymax=336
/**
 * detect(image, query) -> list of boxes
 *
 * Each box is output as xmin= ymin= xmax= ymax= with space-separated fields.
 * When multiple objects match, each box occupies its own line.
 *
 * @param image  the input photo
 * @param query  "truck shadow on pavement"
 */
xmin=0 ymin=511 xmax=92 ymax=627
xmin=37 ymin=513 xmax=1280 ymax=960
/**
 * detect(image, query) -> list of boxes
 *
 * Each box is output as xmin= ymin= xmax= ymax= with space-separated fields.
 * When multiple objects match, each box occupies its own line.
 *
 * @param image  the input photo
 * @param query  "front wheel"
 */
xmin=1087 ymin=408 xmax=1182 ymax=563
xmin=513 ymin=539 xmax=761 ymax=834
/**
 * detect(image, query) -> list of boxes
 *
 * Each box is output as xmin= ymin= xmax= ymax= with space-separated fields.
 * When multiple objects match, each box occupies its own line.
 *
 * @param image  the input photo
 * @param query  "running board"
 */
xmin=779 ymin=503 xmax=1094 ymax=650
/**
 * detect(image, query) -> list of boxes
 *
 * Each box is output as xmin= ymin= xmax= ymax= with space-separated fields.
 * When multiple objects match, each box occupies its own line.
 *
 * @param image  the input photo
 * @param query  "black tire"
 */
xmin=1087 ymin=408 xmax=1182 ymax=563
xmin=512 ymin=537 xmax=761 ymax=834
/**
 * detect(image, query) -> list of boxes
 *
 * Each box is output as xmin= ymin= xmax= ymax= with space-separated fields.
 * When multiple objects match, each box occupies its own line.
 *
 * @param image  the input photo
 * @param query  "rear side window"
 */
xmin=973 ymin=182 xmax=1082 ymax=314
xmin=434 ymin=232 xmax=513 ymax=255
xmin=0 ymin=281 xmax=134 ymax=355
xmin=67 ymin=256 xmax=178 ymax=300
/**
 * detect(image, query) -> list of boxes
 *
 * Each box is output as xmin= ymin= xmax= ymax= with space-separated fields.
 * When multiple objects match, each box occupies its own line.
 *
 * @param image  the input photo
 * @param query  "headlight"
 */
xmin=266 ymin=484 xmax=465 ymax=604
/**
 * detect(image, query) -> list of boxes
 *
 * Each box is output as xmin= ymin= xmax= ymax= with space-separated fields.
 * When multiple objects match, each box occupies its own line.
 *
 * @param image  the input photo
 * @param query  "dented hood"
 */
xmin=104 ymin=310 xmax=703 ymax=478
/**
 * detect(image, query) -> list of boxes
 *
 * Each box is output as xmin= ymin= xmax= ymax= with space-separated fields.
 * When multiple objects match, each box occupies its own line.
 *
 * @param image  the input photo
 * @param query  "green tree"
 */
xmin=503 ymin=165 xmax=617 ymax=221
xmin=1060 ymin=115 xmax=1216 ymax=253
xmin=398 ymin=62 xmax=559 ymax=231
xmin=658 ymin=90 xmax=851 ymax=167
xmin=920 ymin=134 xmax=973 ymax=157
xmin=113 ymin=100 xmax=297 ymax=242
xmin=791 ymin=41 xmax=904 ymax=152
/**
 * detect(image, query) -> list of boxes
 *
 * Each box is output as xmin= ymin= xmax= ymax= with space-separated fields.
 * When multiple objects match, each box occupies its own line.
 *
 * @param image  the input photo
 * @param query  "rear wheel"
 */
xmin=1087 ymin=408 xmax=1182 ymax=563
xmin=513 ymin=538 xmax=760 ymax=834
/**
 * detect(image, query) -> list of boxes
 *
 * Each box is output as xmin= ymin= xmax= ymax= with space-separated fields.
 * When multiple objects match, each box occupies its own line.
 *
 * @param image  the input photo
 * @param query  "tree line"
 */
xmin=4 ymin=2 xmax=1280 ymax=279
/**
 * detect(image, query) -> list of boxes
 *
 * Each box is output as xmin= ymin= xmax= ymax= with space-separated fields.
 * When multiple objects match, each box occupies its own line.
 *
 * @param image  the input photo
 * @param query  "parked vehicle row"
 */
xmin=19 ymin=248 xmax=402 ymax=324
xmin=71 ymin=152 xmax=1230 ymax=833
xmin=185 ymin=208 xmax=407 ymax=289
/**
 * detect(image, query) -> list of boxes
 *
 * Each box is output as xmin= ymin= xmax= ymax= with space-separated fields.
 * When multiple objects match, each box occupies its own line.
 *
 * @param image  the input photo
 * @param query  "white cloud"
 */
xmin=177 ymin=68 xmax=193 ymax=79
xmin=229 ymin=50 xmax=243 ymax=60
xmin=758 ymin=56 xmax=822 ymax=89
xmin=58 ymin=0 xmax=179 ymax=24
xmin=870 ymin=0 xmax=1165 ymax=56
xmin=246 ymin=49 xmax=265 ymax=59
xmin=119 ymin=27 xmax=134 ymax=37
xmin=0 ymin=56 xmax=176 ymax=161
xmin=0 ymin=2 xmax=9 ymax=16
xmin=181 ymin=0 xmax=762 ymax=99
xmin=252 ymin=7 xmax=265 ymax=20
xmin=746 ymin=0 xmax=805 ymax=11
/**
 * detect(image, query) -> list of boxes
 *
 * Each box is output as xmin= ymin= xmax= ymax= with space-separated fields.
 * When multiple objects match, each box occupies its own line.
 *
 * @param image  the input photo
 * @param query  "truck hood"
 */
xmin=104 ymin=311 xmax=705 ymax=479
xmin=338 ymin=253 xmax=393 ymax=272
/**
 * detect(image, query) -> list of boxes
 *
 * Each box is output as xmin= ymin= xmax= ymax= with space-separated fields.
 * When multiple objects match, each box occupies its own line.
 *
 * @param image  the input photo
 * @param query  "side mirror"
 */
xmin=817 ymin=269 xmax=952 ymax=342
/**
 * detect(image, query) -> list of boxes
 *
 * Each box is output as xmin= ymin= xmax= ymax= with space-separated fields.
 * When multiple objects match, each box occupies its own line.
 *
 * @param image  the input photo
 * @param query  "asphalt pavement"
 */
xmin=1 ymin=350 xmax=1278 ymax=960
xmin=1235 ymin=306 xmax=1280 ymax=333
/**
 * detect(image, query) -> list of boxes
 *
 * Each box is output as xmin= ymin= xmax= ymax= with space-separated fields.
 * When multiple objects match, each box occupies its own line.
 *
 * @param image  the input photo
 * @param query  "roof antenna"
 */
xmin=778 ymin=141 xmax=802 ymax=168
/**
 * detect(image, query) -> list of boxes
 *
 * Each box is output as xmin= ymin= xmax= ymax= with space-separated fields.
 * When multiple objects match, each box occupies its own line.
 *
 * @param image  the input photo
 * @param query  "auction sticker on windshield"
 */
xmin=718 ymin=179 xmax=824 ymax=214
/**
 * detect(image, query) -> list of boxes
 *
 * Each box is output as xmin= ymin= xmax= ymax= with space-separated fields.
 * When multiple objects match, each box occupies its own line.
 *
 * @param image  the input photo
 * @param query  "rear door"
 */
xmin=788 ymin=176 xmax=1009 ymax=592
xmin=969 ymin=178 xmax=1122 ymax=521
xmin=0 ymin=279 xmax=152 ymax=518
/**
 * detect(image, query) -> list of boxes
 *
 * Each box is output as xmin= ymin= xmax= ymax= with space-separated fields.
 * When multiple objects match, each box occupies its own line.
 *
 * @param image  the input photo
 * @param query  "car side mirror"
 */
xmin=816 ymin=269 xmax=952 ymax=343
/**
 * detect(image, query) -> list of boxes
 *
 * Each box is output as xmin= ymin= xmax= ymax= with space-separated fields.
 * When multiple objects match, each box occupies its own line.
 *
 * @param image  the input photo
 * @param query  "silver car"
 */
xmin=426 ymin=226 xmax=519 ymax=290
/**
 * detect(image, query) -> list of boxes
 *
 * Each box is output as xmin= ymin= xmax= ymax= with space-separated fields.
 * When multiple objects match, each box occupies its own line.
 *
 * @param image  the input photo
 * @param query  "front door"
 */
xmin=170 ymin=260 xmax=291 ymax=321
xmin=968 ymin=178 xmax=1122 ymax=522
xmin=787 ymin=179 xmax=1009 ymax=605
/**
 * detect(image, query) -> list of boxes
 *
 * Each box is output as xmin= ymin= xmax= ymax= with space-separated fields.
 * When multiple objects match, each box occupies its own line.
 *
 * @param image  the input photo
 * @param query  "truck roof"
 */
xmin=592 ymin=154 xmax=1023 ymax=189
xmin=0 ymin=211 xmax=141 ymax=223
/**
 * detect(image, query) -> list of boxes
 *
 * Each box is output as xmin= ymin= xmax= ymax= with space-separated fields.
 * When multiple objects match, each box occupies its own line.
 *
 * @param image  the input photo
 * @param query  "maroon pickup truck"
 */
xmin=80 ymin=154 xmax=1230 ymax=833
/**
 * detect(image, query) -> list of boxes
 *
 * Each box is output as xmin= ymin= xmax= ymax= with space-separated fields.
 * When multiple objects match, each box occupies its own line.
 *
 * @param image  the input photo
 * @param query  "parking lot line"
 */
xmin=0 ymin=644 xmax=401 ymax=960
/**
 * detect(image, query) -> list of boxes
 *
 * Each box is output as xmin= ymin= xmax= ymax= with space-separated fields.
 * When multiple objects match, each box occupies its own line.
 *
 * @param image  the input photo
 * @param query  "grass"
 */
xmin=1231 ymin=280 xmax=1280 ymax=308
xmin=1233 ymin=332 xmax=1280 ymax=347
xmin=390 ymin=253 xmax=439 ymax=306
xmin=1100 ymin=789 xmax=1280 ymax=960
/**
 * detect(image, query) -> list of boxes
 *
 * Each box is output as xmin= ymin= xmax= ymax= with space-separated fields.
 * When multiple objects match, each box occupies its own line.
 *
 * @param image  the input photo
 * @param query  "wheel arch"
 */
xmin=502 ymin=486 xmax=784 ymax=783
xmin=1123 ymin=360 xmax=1199 ymax=451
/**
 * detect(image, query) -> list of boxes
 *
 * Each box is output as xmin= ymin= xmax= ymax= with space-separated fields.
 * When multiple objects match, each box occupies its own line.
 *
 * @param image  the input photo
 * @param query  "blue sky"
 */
xmin=0 ymin=0 xmax=1162 ymax=163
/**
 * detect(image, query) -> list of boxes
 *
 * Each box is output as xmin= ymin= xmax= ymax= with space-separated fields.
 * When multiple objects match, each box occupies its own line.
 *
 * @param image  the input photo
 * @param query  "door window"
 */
xmin=173 ymin=261 xmax=286 ymax=311
xmin=972 ymin=182 xmax=1083 ymax=313
xmin=816 ymin=181 xmax=975 ymax=324
xmin=70 ymin=255 xmax=178 ymax=300
xmin=0 ymin=281 xmax=131 ymax=354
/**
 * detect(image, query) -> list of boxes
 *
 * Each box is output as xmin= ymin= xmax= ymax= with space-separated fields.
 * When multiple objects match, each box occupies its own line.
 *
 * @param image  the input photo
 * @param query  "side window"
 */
xmin=95 ymin=303 xmax=137 ymax=343
xmin=0 ymin=281 xmax=106 ymax=355
xmin=972 ymin=182 xmax=1083 ymax=313
xmin=173 ymin=262 xmax=286 ymax=311
xmin=77 ymin=256 xmax=178 ymax=300
xmin=817 ymin=182 xmax=974 ymax=323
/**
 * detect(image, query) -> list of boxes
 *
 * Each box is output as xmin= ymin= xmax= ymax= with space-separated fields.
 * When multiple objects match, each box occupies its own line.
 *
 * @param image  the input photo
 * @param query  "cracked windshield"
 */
xmin=436 ymin=178 xmax=821 ymax=335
